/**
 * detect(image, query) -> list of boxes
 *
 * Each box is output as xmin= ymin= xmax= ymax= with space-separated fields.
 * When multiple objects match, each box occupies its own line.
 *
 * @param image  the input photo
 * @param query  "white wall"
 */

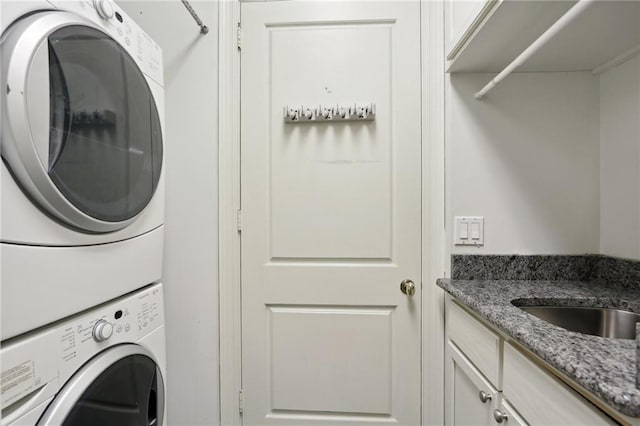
xmin=600 ymin=56 xmax=640 ymax=260
xmin=116 ymin=2 xmax=220 ymax=424
xmin=447 ymin=72 xmax=601 ymax=256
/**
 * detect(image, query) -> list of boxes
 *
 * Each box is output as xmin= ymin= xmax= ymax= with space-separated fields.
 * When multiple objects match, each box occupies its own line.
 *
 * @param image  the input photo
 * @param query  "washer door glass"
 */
xmin=48 ymin=25 xmax=162 ymax=223
xmin=61 ymin=354 xmax=162 ymax=426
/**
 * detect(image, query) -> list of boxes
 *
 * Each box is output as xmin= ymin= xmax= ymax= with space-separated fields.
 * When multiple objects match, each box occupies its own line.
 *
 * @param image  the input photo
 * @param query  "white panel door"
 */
xmin=241 ymin=2 xmax=421 ymax=425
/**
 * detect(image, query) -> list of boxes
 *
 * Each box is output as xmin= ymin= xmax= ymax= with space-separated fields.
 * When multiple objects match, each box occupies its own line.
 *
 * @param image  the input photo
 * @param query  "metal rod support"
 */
xmin=181 ymin=0 xmax=209 ymax=34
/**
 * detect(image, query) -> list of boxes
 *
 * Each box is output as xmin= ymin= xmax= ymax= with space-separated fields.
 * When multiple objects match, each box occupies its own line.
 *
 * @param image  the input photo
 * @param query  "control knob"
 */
xmin=93 ymin=319 xmax=114 ymax=342
xmin=94 ymin=0 xmax=115 ymax=20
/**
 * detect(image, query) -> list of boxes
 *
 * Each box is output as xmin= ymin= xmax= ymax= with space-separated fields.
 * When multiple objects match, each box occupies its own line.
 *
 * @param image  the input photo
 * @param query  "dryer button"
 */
xmin=93 ymin=320 xmax=114 ymax=342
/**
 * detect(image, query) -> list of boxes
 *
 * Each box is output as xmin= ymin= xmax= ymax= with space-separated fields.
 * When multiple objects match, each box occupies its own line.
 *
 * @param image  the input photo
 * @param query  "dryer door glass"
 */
xmin=62 ymin=354 xmax=162 ymax=426
xmin=47 ymin=25 xmax=162 ymax=223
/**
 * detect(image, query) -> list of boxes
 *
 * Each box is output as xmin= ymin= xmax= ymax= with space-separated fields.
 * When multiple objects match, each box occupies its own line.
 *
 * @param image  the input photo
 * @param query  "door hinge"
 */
xmin=236 ymin=23 xmax=241 ymax=50
xmin=239 ymin=389 xmax=244 ymax=414
xmin=236 ymin=210 xmax=242 ymax=232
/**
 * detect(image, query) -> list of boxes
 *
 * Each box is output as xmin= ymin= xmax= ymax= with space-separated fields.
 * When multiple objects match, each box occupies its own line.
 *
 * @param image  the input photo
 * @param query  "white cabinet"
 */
xmin=445 ymin=296 xmax=618 ymax=425
xmin=446 ymin=342 xmax=499 ymax=426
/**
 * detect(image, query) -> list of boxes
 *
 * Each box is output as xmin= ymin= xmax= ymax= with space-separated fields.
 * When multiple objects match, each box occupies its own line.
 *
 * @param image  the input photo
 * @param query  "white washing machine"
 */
xmin=0 ymin=283 xmax=166 ymax=426
xmin=0 ymin=0 xmax=165 ymax=339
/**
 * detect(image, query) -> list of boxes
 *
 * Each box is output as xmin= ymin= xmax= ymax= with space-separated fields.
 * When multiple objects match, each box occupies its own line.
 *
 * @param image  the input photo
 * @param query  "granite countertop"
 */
xmin=437 ymin=277 xmax=640 ymax=418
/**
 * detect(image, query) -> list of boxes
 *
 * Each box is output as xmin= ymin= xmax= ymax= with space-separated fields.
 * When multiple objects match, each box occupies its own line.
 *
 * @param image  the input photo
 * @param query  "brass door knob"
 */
xmin=400 ymin=279 xmax=416 ymax=296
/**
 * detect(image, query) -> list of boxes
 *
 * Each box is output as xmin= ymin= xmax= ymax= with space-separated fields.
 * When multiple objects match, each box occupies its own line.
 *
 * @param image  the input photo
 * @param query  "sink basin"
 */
xmin=517 ymin=305 xmax=640 ymax=339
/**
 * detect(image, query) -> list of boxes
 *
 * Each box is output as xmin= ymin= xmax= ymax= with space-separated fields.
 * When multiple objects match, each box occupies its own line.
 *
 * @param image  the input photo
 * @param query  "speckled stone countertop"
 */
xmin=438 ymin=279 xmax=640 ymax=416
xmin=438 ymin=255 xmax=640 ymax=418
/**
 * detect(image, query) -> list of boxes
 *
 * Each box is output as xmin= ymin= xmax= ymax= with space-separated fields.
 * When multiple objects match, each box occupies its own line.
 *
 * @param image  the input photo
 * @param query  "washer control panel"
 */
xmin=47 ymin=0 xmax=164 ymax=86
xmin=1 ymin=283 xmax=164 ymax=412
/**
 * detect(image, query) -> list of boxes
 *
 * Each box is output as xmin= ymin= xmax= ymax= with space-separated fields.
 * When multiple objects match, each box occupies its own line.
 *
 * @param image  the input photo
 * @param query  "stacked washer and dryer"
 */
xmin=1 ymin=0 xmax=167 ymax=424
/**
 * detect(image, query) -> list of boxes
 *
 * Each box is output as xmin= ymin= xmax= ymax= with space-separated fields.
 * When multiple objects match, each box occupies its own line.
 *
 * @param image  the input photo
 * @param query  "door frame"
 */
xmin=217 ymin=1 xmax=445 ymax=424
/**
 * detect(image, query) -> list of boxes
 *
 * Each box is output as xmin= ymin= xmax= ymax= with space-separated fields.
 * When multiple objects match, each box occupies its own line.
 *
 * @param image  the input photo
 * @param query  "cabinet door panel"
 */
xmin=446 ymin=341 xmax=497 ymax=426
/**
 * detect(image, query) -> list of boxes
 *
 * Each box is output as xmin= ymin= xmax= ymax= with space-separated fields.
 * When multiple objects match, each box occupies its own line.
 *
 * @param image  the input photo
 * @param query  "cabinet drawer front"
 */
xmin=503 ymin=343 xmax=615 ymax=425
xmin=447 ymin=299 xmax=501 ymax=387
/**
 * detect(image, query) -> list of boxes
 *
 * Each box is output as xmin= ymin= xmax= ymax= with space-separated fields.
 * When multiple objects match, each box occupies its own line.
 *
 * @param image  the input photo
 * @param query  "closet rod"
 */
xmin=181 ymin=0 xmax=209 ymax=34
xmin=474 ymin=0 xmax=596 ymax=100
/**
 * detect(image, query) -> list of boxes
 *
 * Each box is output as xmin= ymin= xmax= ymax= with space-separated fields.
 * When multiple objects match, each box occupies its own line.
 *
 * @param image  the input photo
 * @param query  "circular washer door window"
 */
xmin=1 ymin=12 xmax=163 ymax=233
xmin=37 ymin=344 xmax=164 ymax=426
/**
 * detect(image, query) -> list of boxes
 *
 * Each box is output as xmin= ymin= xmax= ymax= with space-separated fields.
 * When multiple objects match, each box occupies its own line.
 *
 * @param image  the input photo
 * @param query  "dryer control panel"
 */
xmin=0 ymin=283 xmax=165 ymax=415
xmin=48 ymin=0 xmax=164 ymax=86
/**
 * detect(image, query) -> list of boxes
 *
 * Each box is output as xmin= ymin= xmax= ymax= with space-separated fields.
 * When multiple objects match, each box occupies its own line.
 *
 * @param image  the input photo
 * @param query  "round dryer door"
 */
xmin=37 ymin=344 xmax=164 ymax=426
xmin=1 ymin=11 xmax=163 ymax=233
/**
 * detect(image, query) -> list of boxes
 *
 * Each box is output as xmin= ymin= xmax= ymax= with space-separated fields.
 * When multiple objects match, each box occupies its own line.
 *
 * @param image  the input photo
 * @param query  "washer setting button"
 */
xmin=93 ymin=320 xmax=114 ymax=342
xmin=94 ymin=0 xmax=115 ymax=20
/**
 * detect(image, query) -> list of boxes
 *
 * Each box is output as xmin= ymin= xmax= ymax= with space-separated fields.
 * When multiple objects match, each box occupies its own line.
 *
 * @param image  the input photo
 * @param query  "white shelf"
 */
xmin=447 ymin=0 xmax=640 ymax=74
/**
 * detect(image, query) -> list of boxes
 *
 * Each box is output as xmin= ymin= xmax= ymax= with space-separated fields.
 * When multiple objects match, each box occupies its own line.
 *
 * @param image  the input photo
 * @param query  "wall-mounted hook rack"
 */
xmin=283 ymin=103 xmax=376 ymax=123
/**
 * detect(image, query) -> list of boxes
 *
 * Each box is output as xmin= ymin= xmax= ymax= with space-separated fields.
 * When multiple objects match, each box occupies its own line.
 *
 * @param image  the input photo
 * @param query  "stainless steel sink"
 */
xmin=517 ymin=306 xmax=640 ymax=339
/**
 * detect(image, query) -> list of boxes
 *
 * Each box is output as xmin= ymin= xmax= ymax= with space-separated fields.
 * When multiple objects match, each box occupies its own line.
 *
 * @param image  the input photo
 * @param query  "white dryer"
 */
xmin=0 ymin=283 xmax=166 ymax=426
xmin=0 ymin=0 xmax=165 ymax=339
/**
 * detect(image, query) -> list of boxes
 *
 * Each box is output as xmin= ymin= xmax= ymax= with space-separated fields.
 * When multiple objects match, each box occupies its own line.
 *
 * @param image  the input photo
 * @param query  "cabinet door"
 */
xmin=446 ymin=341 xmax=498 ymax=426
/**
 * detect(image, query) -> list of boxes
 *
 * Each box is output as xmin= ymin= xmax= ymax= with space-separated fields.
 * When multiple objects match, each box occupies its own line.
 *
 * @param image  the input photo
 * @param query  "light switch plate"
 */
xmin=454 ymin=216 xmax=484 ymax=246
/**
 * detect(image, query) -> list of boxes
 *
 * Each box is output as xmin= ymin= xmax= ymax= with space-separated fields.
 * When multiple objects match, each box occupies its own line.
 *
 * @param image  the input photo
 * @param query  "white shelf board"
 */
xmin=447 ymin=0 xmax=640 ymax=74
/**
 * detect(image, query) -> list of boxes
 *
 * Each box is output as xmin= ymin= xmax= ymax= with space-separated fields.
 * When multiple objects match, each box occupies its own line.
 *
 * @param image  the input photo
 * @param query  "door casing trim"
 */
xmin=217 ymin=2 xmax=446 ymax=424
xmin=421 ymin=1 xmax=446 ymax=425
xmin=218 ymin=1 xmax=242 ymax=424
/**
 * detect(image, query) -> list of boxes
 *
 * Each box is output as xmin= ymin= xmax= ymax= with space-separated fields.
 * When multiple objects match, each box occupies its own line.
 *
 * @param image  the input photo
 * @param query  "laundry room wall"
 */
xmin=599 ymin=56 xmax=640 ymax=261
xmin=447 ymin=71 xmax=601 ymax=258
xmin=116 ymin=2 xmax=220 ymax=424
